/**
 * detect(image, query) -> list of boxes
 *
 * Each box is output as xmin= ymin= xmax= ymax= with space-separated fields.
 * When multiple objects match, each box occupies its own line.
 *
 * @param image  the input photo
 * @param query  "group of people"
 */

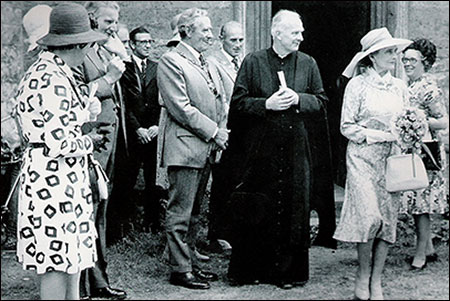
xmin=8 ymin=1 xmax=448 ymax=300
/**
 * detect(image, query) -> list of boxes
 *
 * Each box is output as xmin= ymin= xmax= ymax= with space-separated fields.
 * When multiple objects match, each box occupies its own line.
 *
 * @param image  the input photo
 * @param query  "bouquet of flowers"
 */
xmin=390 ymin=107 xmax=428 ymax=153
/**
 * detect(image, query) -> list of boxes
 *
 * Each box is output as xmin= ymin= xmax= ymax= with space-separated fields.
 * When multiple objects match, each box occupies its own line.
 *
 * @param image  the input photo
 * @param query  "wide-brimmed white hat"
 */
xmin=342 ymin=27 xmax=412 ymax=78
xmin=22 ymin=5 xmax=52 ymax=52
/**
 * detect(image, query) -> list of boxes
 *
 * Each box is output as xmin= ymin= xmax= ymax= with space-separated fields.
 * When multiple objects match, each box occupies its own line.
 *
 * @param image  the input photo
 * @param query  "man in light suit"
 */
xmin=73 ymin=1 xmax=127 ymax=299
xmin=157 ymin=8 xmax=229 ymax=290
xmin=206 ymin=21 xmax=244 ymax=253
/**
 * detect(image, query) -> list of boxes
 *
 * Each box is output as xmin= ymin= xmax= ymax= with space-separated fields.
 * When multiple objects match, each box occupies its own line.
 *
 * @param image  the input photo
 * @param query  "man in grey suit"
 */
xmin=73 ymin=1 xmax=127 ymax=299
xmin=157 ymin=7 xmax=229 ymax=290
xmin=206 ymin=21 xmax=244 ymax=253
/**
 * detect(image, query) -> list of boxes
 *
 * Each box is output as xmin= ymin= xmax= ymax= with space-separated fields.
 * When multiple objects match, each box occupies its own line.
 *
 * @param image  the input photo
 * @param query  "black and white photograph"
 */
xmin=1 ymin=1 xmax=448 ymax=300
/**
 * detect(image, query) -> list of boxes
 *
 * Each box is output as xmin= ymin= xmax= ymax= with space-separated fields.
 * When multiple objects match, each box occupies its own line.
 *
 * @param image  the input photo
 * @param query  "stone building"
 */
xmin=1 ymin=1 xmax=449 ymax=139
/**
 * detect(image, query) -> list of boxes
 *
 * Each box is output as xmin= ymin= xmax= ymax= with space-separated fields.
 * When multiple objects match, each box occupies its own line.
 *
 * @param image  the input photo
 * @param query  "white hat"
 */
xmin=22 ymin=5 xmax=52 ymax=52
xmin=342 ymin=27 xmax=412 ymax=78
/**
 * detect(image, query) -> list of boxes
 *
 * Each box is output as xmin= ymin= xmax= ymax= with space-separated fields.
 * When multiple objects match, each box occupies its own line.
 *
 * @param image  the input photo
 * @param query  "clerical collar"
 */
xmin=271 ymin=46 xmax=292 ymax=59
xmin=180 ymin=41 xmax=202 ymax=62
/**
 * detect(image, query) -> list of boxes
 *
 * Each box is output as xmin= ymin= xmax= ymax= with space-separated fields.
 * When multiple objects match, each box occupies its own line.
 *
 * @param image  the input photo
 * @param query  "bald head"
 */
xmin=220 ymin=21 xmax=244 ymax=58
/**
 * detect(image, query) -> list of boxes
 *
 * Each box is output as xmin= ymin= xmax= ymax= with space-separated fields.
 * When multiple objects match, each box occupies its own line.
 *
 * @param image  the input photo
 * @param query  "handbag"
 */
xmin=421 ymin=141 xmax=441 ymax=171
xmin=385 ymin=152 xmax=429 ymax=192
xmin=88 ymin=154 xmax=109 ymax=200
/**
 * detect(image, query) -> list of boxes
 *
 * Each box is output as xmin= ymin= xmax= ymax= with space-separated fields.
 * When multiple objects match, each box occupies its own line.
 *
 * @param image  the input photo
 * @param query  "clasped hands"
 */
xmin=265 ymin=87 xmax=299 ymax=111
xmin=137 ymin=126 xmax=158 ymax=144
xmin=213 ymin=128 xmax=230 ymax=151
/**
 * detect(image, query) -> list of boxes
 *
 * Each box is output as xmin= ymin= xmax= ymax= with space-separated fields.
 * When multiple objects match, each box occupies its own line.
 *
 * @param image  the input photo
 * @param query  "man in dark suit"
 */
xmin=73 ymin=1 xmax=127 ymax=299
xmin=157 ymin=8 xmax=229 ymax=290
xmin=111 ymin=26 xmax=162 ymax=234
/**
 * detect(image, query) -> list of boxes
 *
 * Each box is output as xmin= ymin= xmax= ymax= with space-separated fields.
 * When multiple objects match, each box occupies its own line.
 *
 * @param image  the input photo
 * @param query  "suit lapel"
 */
xmin=215 ymin=51 xmax=236 ymax=81
xmin=144 ymin=61 xmax=157 ymax=88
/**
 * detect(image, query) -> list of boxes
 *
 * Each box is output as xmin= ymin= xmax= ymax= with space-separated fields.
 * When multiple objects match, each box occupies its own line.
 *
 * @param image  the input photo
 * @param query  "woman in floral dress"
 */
xmin=16 ymin=3 xmax=107 ymax=300
xmin=401 ymin=38 xmax=449 ymax=270
xmin=333 ymin=28 xmax=411 ymax=300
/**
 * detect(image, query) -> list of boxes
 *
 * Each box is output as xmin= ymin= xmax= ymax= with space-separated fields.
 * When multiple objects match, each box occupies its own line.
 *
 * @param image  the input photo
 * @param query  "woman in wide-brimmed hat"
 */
xmin=333 ymin=27 xmax=411 ymax=300
xmin=15 ymin=3 xmax=108 ymax=300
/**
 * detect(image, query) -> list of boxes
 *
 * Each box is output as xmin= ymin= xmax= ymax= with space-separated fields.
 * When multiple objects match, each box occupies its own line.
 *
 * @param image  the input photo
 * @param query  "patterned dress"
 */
xmin=16 ymin=52 xmax=97 ymax=274
xmin=333 ymin=68 xmax=408 ymax=244
xmin=400 ymin=73 xmax=449 ymax=215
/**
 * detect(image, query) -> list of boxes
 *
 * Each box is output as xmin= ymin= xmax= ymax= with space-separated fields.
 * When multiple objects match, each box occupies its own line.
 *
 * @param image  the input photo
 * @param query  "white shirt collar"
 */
xmin=132 ymin=54 xmax=147 ymax=71
xmin=221 ymin=49 xmax=235 ymax=64
xmin=180 ymin=41 xmax=202 ymax=62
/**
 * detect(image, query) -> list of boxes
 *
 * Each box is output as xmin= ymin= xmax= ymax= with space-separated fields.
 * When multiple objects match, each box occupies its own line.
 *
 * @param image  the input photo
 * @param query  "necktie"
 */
xmin=141 ymin=59 xmax=147 ymax=81
xmin=198 ymin=53 xmax=218 ymax=97
xmin=199 ymin=53 xmax=207 ymax=67
xmin=231 ymin=57 xmax=239 ymax=72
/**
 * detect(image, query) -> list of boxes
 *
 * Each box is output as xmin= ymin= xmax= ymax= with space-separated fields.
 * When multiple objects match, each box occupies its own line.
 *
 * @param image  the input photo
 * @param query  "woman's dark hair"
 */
xmin=403 ymin=38 xmax=437 ymax=72
xmin=47 ymin=44 xmax=79 ymax=51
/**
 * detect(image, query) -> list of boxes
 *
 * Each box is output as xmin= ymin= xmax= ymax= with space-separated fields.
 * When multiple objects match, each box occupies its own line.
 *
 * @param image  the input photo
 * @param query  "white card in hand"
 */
xmin=277 ymin=71 xmax=287 ymax=89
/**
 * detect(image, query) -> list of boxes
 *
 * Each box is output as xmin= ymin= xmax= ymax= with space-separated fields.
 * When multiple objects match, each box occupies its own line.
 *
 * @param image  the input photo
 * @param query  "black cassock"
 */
xmin=214 ymin=48 xmax=333 ymax=285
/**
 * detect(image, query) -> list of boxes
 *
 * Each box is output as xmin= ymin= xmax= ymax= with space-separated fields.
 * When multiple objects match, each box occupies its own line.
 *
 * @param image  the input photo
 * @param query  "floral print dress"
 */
xmin=400 ymin=73 xmax=449 ymax=215
xmin=16 ymin=52 xmax=97 ymax=274
xmin=333 ymin=68 xmax=408 ymax=244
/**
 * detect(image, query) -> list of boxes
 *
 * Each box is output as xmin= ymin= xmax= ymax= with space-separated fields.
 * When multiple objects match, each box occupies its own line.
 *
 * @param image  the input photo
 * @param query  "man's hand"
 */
xmin=103 ymin=33 xmax=130 ymax=62
xmin=213 ymin=128 xmax=230 ymax=150
xmin=104 ymin=56 xmax=125 ymax=84
xmin=147 ymin=125 xmax=159 ymax=140
xmin=137 ymin=127 xmax=151 ymax=144
xmin=265 ymin=88 xmax=298 ymax=111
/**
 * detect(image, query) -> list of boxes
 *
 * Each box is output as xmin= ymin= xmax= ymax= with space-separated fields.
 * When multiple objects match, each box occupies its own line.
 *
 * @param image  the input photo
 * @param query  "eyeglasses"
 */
xmin=401 ymin=57 xmax=423 ymax=65
xmin=134 ymin=39 xmax=154 ymax=45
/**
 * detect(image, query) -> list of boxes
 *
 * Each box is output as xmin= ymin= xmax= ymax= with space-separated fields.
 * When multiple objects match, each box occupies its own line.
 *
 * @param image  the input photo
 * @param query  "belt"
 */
xmin=28 ymin=142 xmax=46 ymax=149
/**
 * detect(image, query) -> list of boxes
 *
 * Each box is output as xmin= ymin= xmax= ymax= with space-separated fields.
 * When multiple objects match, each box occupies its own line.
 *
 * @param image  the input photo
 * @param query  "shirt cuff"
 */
xmin=212 ymin=127 xmax=219 ymax=140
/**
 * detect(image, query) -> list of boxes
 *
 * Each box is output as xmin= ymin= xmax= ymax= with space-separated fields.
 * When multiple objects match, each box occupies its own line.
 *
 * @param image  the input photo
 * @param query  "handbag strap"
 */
xmin=2 ymin=173 xmax=21 ymax=211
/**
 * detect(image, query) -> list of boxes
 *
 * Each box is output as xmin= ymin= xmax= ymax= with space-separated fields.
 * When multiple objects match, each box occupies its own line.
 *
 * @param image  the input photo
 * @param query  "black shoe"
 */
xmin=293 ymin=280 xmax=307 ymax=287
xmin=193 ymin=269 xmax=218 ymax=282
xmin=169 ymin=272 xmax=210 ymax=289
xmin=91 ymin=286 xmax=127 ymax=299
xmin=79 ymin=296 xmax=90 ymax=300
xmin=426 ymin=253 xmax=439 ymax=262
xmin=276 ymin=281 xmax=294 ymax=290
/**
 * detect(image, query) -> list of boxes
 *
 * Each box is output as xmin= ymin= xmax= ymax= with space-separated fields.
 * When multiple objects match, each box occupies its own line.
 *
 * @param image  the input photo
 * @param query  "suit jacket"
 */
xmin=120 ymin=58 xmax=160 ymax=145
xmin=157 ymin=42 xmax=226 ymax=168
xmin=73 ymin=46 xmax=127 ymax=171
xmin=207 ymin=50 xmax=239 ymax=107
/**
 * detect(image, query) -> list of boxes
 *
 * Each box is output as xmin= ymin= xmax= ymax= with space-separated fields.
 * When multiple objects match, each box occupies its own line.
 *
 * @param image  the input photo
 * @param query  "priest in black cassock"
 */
xmin=219 ymin=10 xmax=332 ymax=289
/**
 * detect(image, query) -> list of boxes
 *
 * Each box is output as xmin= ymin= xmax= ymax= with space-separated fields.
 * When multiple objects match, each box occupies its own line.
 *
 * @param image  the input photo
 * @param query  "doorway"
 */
xmin=272 ymin=1 xmax=371 ymax=186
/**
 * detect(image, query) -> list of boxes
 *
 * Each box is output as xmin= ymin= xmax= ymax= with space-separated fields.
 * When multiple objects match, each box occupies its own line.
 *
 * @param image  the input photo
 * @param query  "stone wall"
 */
xmin=1 ymin=1 xmax=449 ymax=116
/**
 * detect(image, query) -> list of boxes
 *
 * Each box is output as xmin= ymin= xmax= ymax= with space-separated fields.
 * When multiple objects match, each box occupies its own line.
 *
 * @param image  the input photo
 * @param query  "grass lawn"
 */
xmin=2 ymin=224 xmax=449 ymax=300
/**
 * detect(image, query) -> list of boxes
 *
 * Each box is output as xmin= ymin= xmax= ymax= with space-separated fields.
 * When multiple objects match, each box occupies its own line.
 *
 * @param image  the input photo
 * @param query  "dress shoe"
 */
xmin=426 ymin=253 xmax=438 ymax=262
xmin=193 ymin=269 xmax=218 ymax=282
xmin=293 ymin=280 xmax=307 ymax=287
xmin=410 ymin=260 xmax=427 ymax=271
xmin=277 ymin=281 xmax=294 ymax=290
xmin=217 ymin=239 xmax=232 ymax=251
xmin=79 ymin=296 xmax=90 ymax=300
xmin=91 ymin=286 xmax=127 ymax=299
xmin=169 ymin=272 xmax=210 ymax=289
